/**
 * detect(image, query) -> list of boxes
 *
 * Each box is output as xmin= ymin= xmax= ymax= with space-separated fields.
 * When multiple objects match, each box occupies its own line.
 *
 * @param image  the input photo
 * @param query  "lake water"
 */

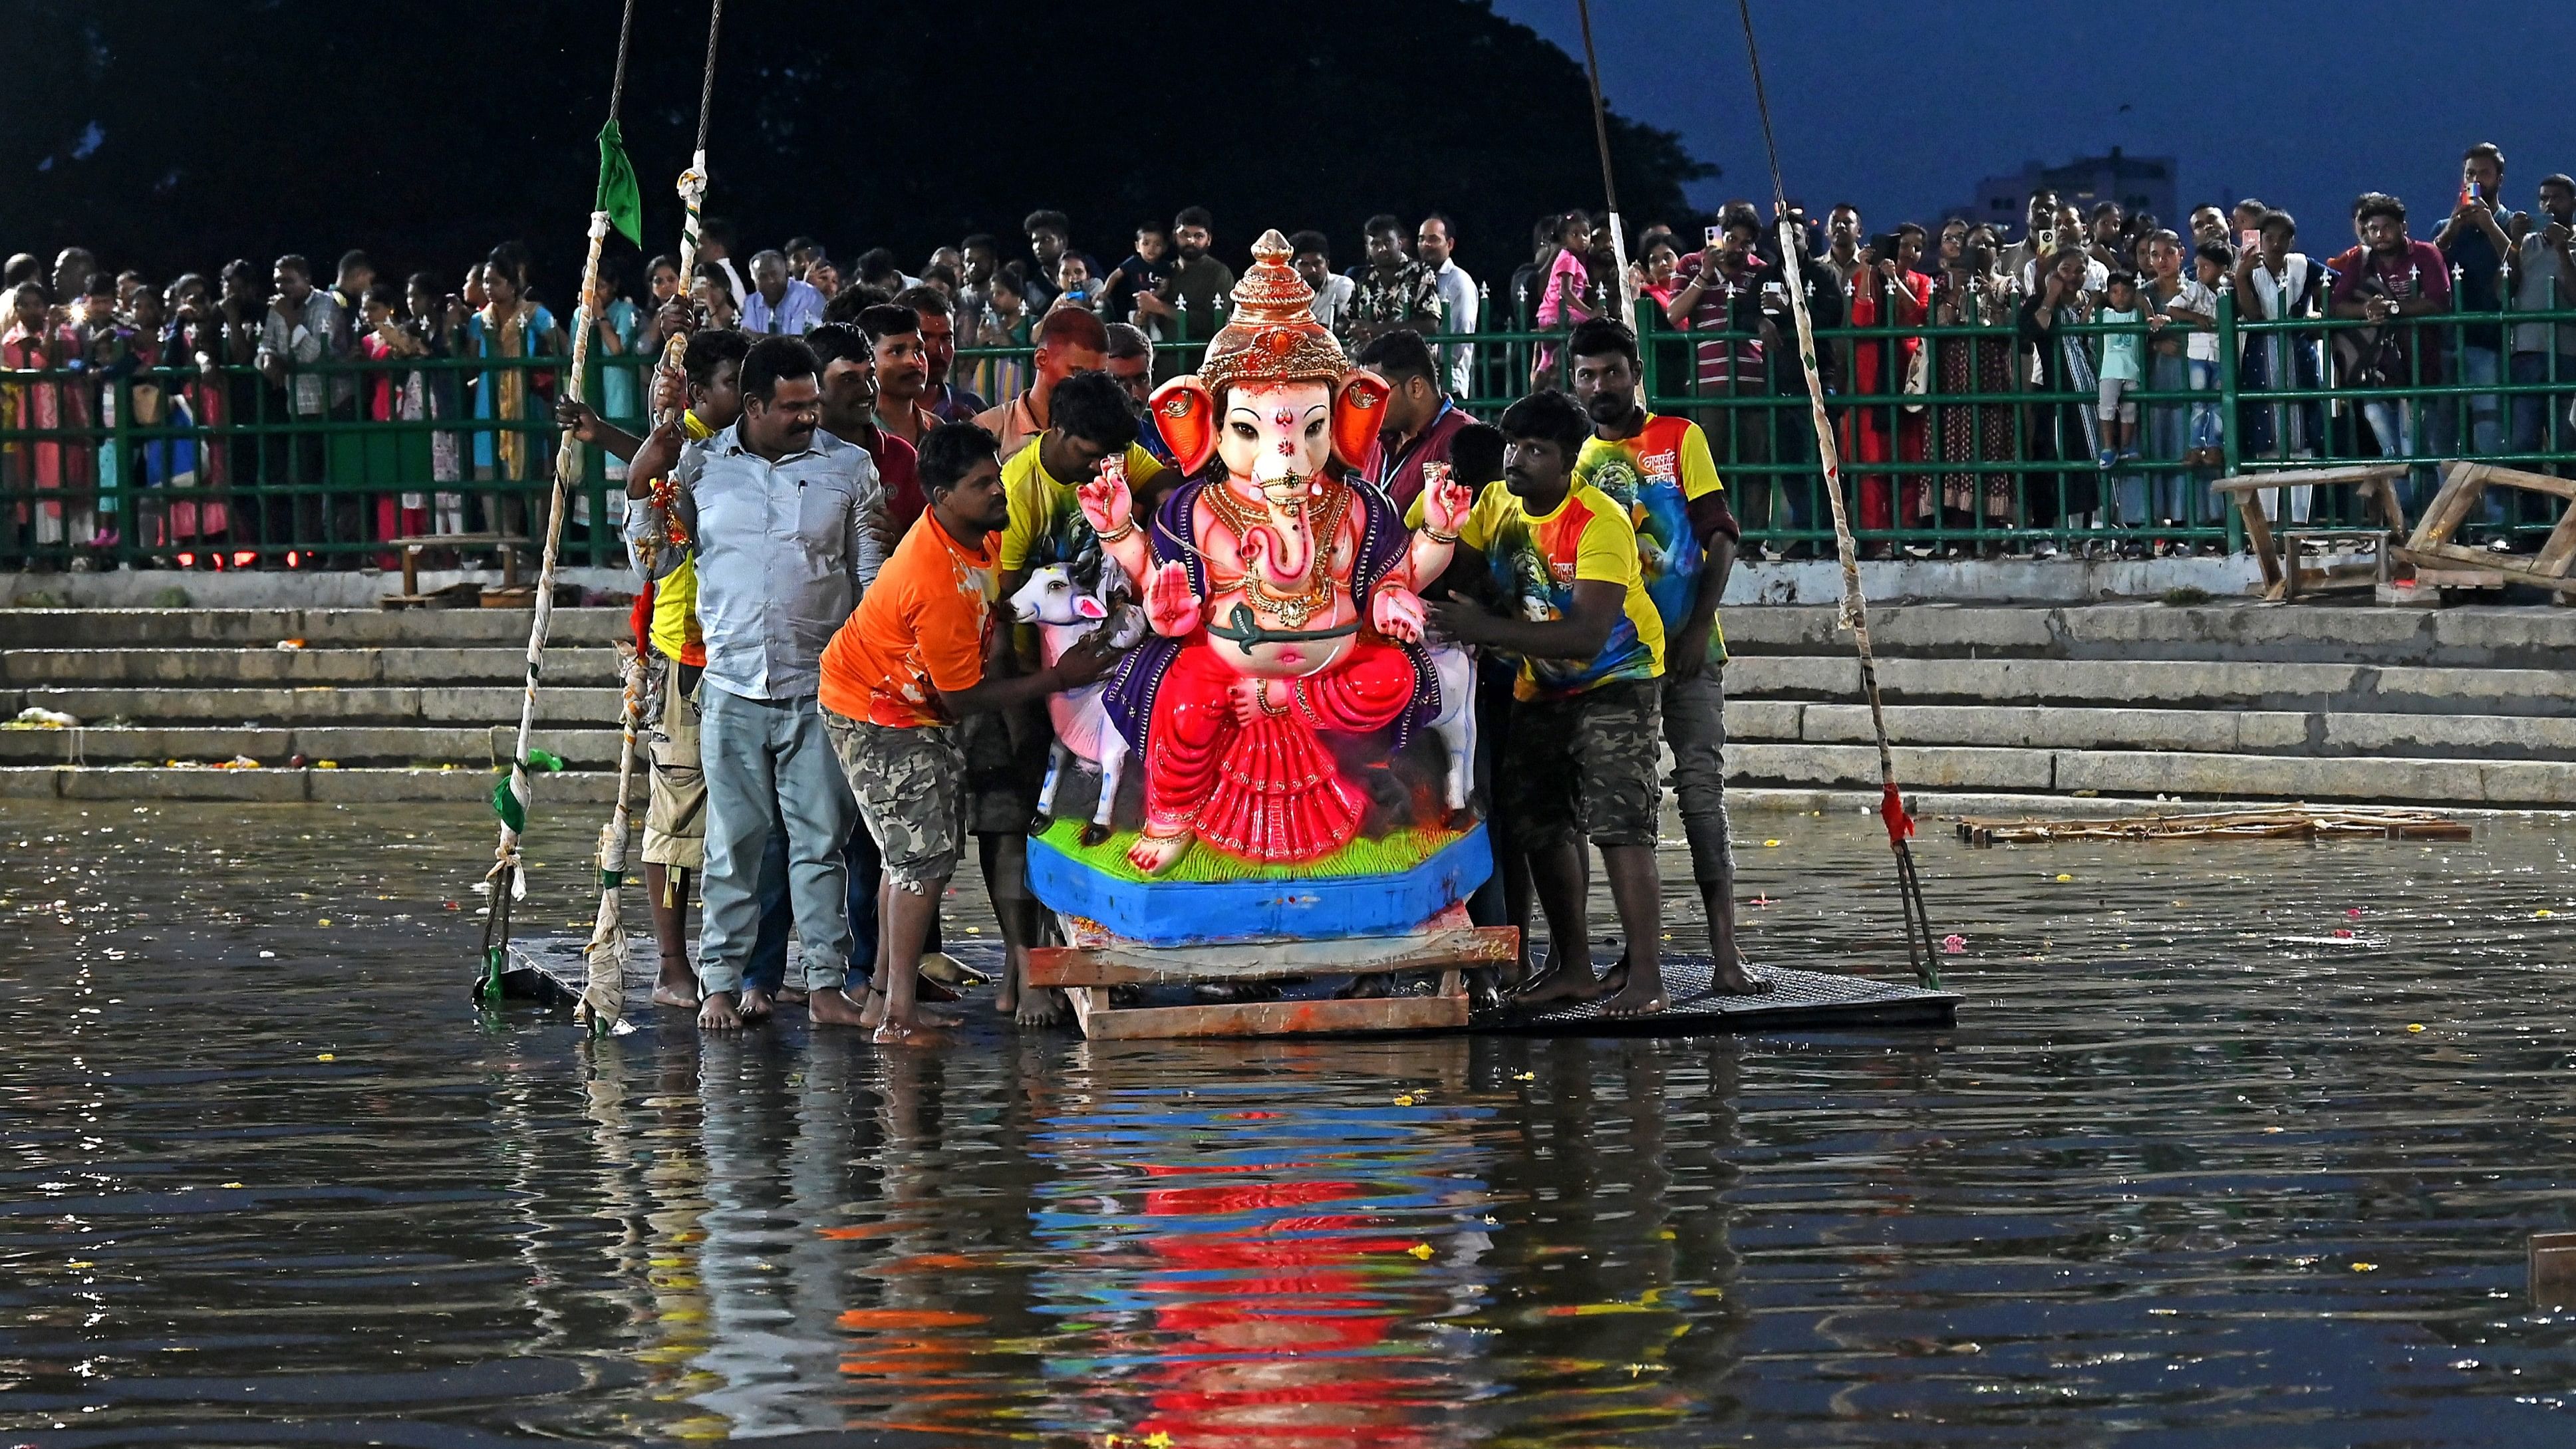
xmin=4 ymin=800 xmax=2573 ymax=1446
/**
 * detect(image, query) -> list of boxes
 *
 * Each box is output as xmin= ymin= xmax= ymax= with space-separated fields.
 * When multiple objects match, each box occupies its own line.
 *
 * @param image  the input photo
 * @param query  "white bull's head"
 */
xmin=1008 ymin=563 xmax=1109 ymax=627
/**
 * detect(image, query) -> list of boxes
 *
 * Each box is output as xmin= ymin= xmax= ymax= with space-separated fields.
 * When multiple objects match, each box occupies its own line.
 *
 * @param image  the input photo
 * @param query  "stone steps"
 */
xmin=9 ymin=685 xmax=625 ymax=727
xmin=1721 ymin=600 xmax=2576 ymax=668
xmin=1723 ymin=654 xmax=2576 ymax=718
xmin=0 ymin=606 xmax=633 ymax=650
xmin=1 ymin=646 xmax=623 ymax=688
xmin=3 ymin=601 xmax=2566 ymax=807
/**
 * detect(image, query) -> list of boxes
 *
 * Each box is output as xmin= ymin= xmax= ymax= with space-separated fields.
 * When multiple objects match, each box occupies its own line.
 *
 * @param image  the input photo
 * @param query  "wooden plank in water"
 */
xmin=1959 ymin=805 xmax=2470 ymax=846
xmin=1027 ymin=926 xmax=1516 ymax=988
xmin=1070 ymin=989 xmax=1471 ymax=1040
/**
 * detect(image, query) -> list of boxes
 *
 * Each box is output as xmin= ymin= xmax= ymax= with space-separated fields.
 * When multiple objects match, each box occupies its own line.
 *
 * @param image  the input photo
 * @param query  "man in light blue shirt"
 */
xmin=628 ymin=334 xmax=885 ymax=1029
xmin=741 ymin=249 xmax=825 ymax=335
xmin=1419 ymin=214 xmax=1479 ymax=397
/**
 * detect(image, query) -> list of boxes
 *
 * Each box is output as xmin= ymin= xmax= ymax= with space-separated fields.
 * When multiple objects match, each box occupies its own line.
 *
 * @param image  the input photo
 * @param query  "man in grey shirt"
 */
xmin=629 ymin=334 xmax=887 ymax=1030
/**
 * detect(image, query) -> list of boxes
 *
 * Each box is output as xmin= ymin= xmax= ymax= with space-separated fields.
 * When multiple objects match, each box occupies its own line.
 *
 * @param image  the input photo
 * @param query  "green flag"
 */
xmin=595 ymin=120 xmax=644 ymax=246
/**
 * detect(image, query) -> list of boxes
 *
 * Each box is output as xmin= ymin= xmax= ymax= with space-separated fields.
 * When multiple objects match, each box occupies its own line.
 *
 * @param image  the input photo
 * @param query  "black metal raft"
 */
xmin=503 ymin=936 xmax=1958 ymax=1037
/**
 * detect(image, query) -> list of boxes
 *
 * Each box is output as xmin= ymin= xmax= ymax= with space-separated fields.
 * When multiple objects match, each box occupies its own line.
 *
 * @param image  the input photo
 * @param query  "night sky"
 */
xmin=1492 ymin=0 xmax=2576 ymax=245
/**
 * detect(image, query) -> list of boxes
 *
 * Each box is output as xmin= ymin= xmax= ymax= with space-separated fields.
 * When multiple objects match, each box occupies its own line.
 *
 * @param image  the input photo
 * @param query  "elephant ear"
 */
xmin=1147 ymin=376 xmax=1217 ymax=475
xmin=1331 ymin=368 xmax=1391 ymax=471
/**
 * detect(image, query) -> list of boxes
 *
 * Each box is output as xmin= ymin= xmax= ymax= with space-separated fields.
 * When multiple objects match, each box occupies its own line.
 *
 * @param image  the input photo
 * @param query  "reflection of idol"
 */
xmin=1030 ymin=1049 xmax=1491 ymax=1448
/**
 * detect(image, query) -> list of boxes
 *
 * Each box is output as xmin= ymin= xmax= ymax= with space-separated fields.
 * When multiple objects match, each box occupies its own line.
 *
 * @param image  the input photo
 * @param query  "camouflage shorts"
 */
xmin=823 ymin=710 xmax=967 ymax=887
xmin=1499 ymin=676 xmax=1663 ymax=850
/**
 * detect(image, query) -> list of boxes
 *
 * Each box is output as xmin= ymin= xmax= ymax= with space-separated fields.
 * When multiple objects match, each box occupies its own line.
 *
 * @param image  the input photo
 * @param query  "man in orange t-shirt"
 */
xmin=818 ymin=421 xmax=1119 ymax=1042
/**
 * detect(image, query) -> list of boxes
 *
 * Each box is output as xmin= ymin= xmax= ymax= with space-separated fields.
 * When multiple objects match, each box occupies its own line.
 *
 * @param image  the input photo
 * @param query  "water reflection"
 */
xmin=7 ymin=802 xmax=2576 ymax=1445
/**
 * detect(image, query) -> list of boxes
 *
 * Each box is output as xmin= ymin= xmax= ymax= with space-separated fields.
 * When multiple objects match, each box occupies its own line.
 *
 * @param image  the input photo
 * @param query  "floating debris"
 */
xmin=3 ymin=706 xmax=78 ymax=729
xmin=1960 ymin=805 xmax=2470 ymax=847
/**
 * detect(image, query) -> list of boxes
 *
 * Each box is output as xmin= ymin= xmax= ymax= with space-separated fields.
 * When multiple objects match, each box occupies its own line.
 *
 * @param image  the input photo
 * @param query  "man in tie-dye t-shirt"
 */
xmin=1425 ymin=388 xmax=1668 ymax=1021
xmin=1566 ymin=317 xmax=1764 ymax=1000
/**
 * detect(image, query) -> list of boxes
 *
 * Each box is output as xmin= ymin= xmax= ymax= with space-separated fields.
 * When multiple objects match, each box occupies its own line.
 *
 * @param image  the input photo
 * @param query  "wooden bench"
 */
xmin=382 ymin=533 xmax=533 ymax=606
xmin=2211 ymin=465 xmax=2409 ymax=600
xmin=2395 ymin=461 xmax=2576 ymax=602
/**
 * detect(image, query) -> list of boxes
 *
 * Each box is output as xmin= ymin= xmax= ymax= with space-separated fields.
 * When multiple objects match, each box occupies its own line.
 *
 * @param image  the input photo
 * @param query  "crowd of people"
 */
xmin=9 ymin=141 xmax=2576 ymax=573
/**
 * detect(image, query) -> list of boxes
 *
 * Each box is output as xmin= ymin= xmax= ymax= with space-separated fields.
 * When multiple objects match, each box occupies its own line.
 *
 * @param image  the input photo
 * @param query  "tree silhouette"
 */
xmin=2 ymin=0 xmax=1711 ymax=295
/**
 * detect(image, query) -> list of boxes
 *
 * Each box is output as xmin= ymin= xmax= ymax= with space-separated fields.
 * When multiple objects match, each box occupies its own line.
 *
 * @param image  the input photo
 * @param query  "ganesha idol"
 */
xmin=1066 ymin=230 xmax=1477 ymax=894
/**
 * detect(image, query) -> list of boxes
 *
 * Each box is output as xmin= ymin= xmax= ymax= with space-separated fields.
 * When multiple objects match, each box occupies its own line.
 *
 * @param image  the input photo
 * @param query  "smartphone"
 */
xmin=1705 ymin=224 xmax=1723 ymax=249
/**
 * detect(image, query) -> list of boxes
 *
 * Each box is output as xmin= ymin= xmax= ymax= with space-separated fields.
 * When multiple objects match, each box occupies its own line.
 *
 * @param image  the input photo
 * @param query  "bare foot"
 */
xmin=1595 ymin=968 xmax=1670 ymax=1019
xmin=871 ymin=1017 xmax=949 ymax=1047
xmin=697 ymin=990 xmax=745 ymax=1031
xmin=1125 ymin=828 xmax=1191 ymax=875
xmin=652 ymin=959 xmax=700 ymax=1009
xmin=994 ymin=969 xmax=1020 ymax=1017
xmin=1711 ymin=958 xmax=1775 ymax=995
xmin=1510 ymin=963 xmax=1601 ymax=1010
xmin=859 ymin=986 xmax=887 ymax=1030
xmin=776 ymin=986 xmax=808 ymax=1006
xmin=807 ymin=987 xmax=871 ymax=1027
xmin=1014 ymin=986 xmax=1069 ymax=1027
xmin=736 ymin=988 xmax=776 ymax=1022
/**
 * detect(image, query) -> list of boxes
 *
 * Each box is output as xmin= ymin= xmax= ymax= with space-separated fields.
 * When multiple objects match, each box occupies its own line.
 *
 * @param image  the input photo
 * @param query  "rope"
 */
xmin=476 ymin=0 xmax=644 ymax=1003
xmin=1730 ymin=0 xmax=1941 ymax=989
xmin=658 ymin=0 xmax=728 ymax=431
xmin=1572 ymin=0 xmax=1637 ymax=317
xmin=575 ymin=644 xmax=648 ymax=1034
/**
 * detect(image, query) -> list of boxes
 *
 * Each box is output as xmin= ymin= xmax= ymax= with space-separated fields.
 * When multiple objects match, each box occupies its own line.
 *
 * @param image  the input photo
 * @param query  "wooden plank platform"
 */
xmin=503 ymin=936 xmax=1958 ymax=1037
xmin=1957 ymin=803 xmax=2470 ymax=845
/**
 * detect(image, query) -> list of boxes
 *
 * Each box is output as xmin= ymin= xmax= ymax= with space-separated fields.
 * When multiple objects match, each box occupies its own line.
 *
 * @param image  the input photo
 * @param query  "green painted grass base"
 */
xmin=1034 ymin=817 xmax=1463 ymax=885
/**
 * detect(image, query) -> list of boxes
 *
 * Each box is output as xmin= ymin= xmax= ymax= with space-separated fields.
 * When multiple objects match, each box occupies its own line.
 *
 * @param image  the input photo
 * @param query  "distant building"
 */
xmin=1963 ymin=148 xmax=2179 ymax=239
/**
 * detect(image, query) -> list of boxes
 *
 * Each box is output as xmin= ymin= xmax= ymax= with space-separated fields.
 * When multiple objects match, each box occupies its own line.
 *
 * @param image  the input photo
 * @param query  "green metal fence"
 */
xmin=9 ymin=286 xmax=2575 ymax=569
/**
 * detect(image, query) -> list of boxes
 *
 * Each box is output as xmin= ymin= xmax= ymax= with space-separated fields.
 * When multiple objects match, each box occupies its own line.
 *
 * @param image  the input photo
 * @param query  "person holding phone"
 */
xmin=2438 ymin=142 xmax=2517 ymax=463
xmin=1843 ymin=226 xmax=1932 ymax=548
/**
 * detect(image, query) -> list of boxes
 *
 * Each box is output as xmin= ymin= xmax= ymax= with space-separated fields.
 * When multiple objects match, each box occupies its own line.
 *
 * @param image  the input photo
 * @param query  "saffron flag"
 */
xmin=596 ymin=120 xmax=644 ymax=246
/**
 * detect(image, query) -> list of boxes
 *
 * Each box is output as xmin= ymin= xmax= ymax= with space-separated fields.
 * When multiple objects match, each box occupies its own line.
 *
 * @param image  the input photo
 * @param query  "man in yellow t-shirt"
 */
xmin=1426 ymin=388 xmax=1670 ymax=1021
xmin=1568 ymin=317 xmax=1765 ymax=998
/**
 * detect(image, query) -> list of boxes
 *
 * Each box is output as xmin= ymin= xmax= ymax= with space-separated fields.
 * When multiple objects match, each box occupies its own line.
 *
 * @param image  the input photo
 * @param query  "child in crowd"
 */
xmin=976 ymin=273 xmax=1031 ymax=402
xmin=2095 ymin=271 xmax=2144 ymax=469
xmin=1051 ymin=254 xmax=1097 ymax=314
xmin=2187 ymin=241 xmax=2234 ymax=465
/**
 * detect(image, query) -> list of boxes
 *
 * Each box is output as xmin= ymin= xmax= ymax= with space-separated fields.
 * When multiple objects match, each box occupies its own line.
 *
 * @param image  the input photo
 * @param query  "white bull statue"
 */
xmin=1009 ymin=563 xmax=1139 ymax=846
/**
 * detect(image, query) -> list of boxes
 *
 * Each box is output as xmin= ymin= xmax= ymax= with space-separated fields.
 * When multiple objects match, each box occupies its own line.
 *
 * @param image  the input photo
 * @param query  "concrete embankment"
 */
xmin=1 ymin=594 xmax=2567 ymax=809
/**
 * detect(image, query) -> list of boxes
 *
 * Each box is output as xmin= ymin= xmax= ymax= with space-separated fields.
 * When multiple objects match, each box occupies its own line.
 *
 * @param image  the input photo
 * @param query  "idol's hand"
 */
xmin=1419 ymin=461 xmax=1473 ymax=539
xmin=1143 ymin=559 xmax=1201 ymax=638
xmin=1077 ymin=454 xmax=1133 ymax=536
xmin=1371 ymin=585 xmax=1427 ymax=644
xmin=1228 ymin=676 xmax=1271 ymax=725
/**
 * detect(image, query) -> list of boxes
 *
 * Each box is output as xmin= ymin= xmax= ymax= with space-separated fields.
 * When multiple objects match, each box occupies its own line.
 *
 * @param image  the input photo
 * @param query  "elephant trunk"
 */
xmin=1244 ymin=509 xmax=1312 ymax=590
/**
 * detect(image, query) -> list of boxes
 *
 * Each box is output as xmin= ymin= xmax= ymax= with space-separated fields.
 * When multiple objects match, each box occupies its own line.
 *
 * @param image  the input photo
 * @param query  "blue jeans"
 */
xmin=696 ymin=686 xmax=856 ymax=995
xmin=2361 ymin=400 xmax=2433 ymax=513
xmin=2509 ymin=351 xmax=2576 ymax=460
xmin=2453 ymin=345 xmax=2503 ymax=457
xmin=2122 ymin=352 xmax=2192 ymax=526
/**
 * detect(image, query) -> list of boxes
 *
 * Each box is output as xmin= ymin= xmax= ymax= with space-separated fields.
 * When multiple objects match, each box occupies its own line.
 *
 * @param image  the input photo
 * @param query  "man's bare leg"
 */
xmin=646 ymin=863 xmax=700 ymax=1008
xmin=1703 ymin=862 xmax=1769 ymax=995
xmin=877 ymin=877 xmax=958 ymax=1044
xmin=983 ymin=831 xmax=1065 ymax=1027
xmin=1508 ymin=840 xmax=1601 ymax=1008
xmin=1594 ymin=844 xmax=1669 ymax=1017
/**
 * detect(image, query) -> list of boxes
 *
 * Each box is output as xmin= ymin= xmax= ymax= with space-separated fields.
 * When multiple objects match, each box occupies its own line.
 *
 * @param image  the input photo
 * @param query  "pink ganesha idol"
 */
xmin=1080 ymin=229 xmax=1474 ymax=876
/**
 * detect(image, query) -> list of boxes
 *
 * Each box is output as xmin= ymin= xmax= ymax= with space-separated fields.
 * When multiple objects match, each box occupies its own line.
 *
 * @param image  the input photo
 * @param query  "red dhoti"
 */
xmin=1144 ymin=637 xmax=1416 ymax=862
